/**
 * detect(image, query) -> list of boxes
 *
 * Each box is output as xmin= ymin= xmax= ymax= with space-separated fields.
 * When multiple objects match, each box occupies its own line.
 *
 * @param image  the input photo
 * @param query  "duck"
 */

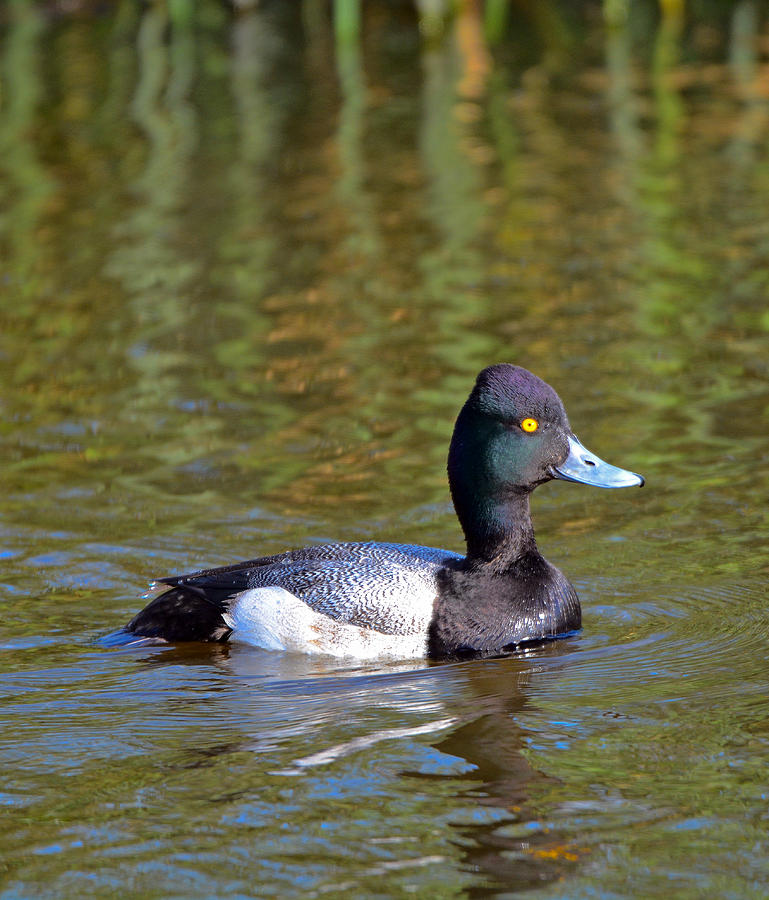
xmin=117 ymin=365 xmax=643 ymax=659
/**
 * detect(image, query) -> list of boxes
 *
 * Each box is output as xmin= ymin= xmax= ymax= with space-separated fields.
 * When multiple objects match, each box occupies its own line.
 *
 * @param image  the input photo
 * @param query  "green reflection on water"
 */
xmin=0 ymin=2 xmax=55 ymax=293
xmin=2 ymin=2 xmax=769 ymax=898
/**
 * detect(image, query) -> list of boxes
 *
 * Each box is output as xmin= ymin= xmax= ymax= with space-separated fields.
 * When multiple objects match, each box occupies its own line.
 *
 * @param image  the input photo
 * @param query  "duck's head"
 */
xmin=448 ymin=365 xmax=643 ymax=554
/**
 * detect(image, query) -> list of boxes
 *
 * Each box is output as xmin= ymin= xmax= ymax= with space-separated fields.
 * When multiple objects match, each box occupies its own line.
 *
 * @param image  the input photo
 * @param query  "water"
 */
xmin=2 ymin=1 xmax=769 ymax=896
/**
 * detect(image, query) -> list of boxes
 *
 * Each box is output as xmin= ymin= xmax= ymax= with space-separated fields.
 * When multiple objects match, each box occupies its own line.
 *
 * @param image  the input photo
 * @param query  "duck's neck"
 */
xmin=457 ymin=488 xmax=539 ymax=570
xmin=447 ymin=403 xmax=541 ymax=571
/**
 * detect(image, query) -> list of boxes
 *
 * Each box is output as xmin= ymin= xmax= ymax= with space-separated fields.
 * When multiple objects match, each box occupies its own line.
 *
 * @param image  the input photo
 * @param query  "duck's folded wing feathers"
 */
xmin=151 ymin=541 xmax=462 ymax=637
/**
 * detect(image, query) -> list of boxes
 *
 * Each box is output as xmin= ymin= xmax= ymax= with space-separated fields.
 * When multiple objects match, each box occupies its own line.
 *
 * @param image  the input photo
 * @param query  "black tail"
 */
xmin=125 ymin=585 xmax=231 ymax=643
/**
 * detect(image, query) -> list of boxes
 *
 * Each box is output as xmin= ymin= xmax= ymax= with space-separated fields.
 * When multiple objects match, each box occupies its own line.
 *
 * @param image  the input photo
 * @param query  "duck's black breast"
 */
xmin=427 ymin=552 xmax=580 ymax=659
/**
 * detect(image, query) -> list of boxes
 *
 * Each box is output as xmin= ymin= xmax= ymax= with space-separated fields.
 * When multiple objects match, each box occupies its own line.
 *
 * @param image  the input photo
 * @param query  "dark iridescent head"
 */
xmin=448 ymin=365 xmax=643 ymax=556
xmin=463 ymin=365 xmax=572 ymax=486
xmin=471 ymin=365 xmax=569 ymax=424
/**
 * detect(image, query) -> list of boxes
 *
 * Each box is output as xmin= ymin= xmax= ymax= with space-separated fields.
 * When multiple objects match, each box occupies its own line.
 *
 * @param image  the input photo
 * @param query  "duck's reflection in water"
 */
xmin=425 ymin=644 xmax=582 ymax=895
xmin=122 ymin=638 xmax=582 ymax=894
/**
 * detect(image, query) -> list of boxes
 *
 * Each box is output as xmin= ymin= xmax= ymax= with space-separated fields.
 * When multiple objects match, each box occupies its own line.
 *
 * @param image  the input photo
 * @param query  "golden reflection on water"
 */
xmin=2 ymin=5 xmax=769 ymax=894
xmin=0 ymin=2 xmax=766 ymax=530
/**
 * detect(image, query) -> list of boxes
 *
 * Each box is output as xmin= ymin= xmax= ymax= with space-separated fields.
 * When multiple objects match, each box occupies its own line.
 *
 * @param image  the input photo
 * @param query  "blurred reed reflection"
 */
xmin=334 ymin=0 xmax=382 ymax=263
xmin=0 ymin=0 xmax=767 ymax=545
xmin=106 ymin=1 xmax=200 ymax=338
xmin=2 ymin=3 xmax=769 ymax=899
xmin=419 ymin=0 xmax=496 ymax=377
xmin=0 ymin=3 xmax=55 ymax=292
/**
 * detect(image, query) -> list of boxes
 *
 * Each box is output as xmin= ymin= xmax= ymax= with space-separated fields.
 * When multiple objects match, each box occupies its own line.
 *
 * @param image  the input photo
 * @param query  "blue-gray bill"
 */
xmin=552 ymin=434 xmax=644 ymax=488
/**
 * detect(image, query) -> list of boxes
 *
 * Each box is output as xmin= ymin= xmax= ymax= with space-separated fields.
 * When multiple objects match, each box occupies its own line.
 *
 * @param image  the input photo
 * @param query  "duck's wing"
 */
xmin=158 ymin=541 xmax=463 ymax=636
xmin=123 ymin=542 xmax=463 ymax=643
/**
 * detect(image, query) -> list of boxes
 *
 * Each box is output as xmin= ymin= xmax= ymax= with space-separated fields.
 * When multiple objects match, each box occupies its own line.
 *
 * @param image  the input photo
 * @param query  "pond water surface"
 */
xmin=2 ymin=2 xmax=769 ymax=897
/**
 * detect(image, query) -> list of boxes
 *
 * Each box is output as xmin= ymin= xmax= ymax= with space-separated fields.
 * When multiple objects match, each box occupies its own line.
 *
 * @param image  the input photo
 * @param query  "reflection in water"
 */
xmin=334 ymin=0 xmax=382 ymax=263
xmin=0 ymin=3 xmax=55 ymax=290
xmin=3 ymin=3 xmax=769 ymax=897
xmin=106 ymin=1 xmax=200 ymax=340
xmin=204 ymin=4 xmax=280 ymax=382
xmin=419 ymin=6 xmax=496 ymax=374
xmin=652 ymin=0 xmax=685 ymax=171
xmin=100 ymin=0 xmax=139 ymax=137
xmin=728 ymin=0 xmax=769 ymax=172
xmin=117 ymin=640 xmax=583 ymax=895
xmin=429 ymin=651 xmax=584 ymax=894
xmin=483 ymin=0 xmax=510 ymax=47
xmin=605 ymin=6 xmax=643 ymax=203
xmin=97 ymin=0 xmax=203 ymax=502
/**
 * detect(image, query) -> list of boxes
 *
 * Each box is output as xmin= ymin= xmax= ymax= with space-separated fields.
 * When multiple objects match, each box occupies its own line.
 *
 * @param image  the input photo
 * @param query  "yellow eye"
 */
xmin=521 ymin=418 xmax=539 ymax=433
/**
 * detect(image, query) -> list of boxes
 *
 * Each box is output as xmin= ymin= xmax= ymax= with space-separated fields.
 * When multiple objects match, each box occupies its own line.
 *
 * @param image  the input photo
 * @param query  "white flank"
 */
xmin=226 ymin=586 xmax=429 ymax=659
